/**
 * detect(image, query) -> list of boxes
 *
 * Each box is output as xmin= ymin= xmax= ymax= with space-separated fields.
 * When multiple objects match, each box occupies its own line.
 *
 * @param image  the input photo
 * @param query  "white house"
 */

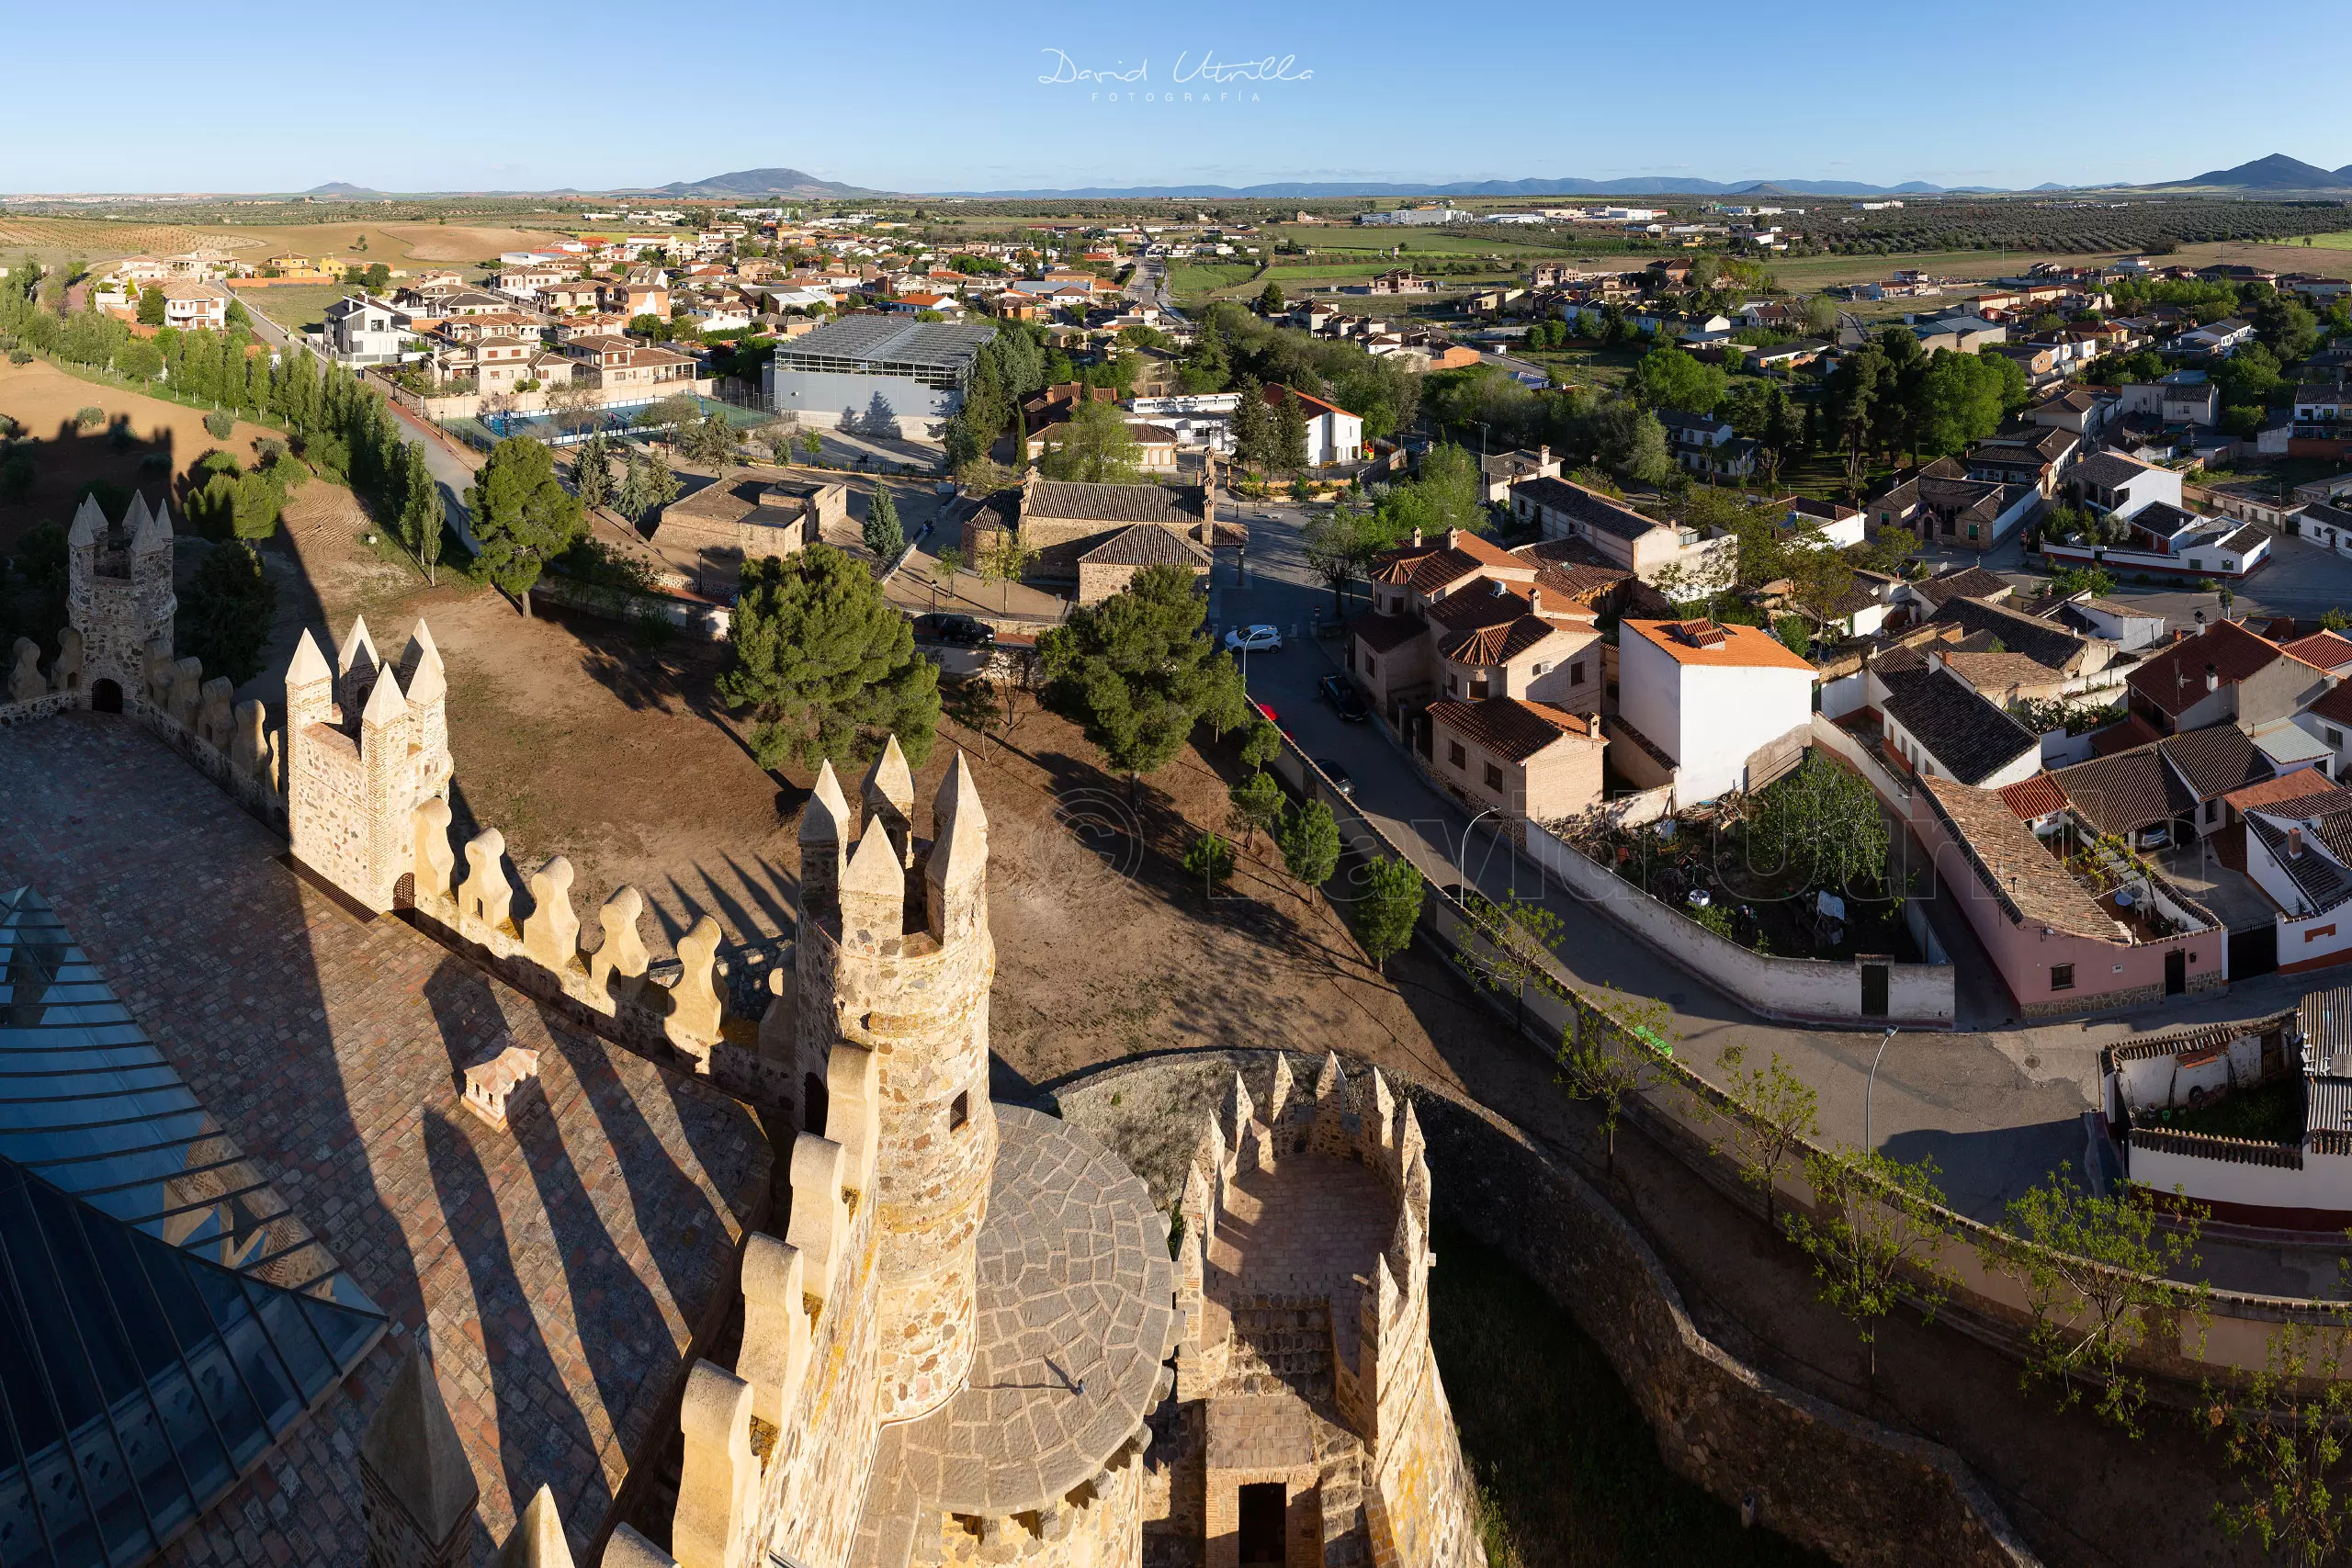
xmin=159 ymin=282 xmax=228 ymax=333
xmin=321 ymin=296 xmax=417 ymax=366
xmin=1263 ymin=383 xmax=1363 ymax=468
xmin=1617 ymin=617 xmax=1818 ymax=803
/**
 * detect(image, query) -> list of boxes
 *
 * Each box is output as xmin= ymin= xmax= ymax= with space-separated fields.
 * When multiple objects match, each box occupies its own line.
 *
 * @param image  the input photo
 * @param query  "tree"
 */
xmin=1038 ymin=398 xmax=1144 ymax=484
xmin=1714 ymin=1044 xmax=1820 ymax=1225
xmin=1301 ymin=501 xmax=1386 ymax=613
xmin=1623 ymin=410 xmax=1675 ymax=487
xmin=1227 ymin=769 xmax=1284 ymax=850
xmin=2209 ymin=1298 xmax=2352 ymax=1568
xmin=1350 ymin=856 xmax=1424 ymax=974
xmin=398 ymin=441 xmax=445 ymax=584
xmin=1558 ymin=987 xmax=1676 ymax=1175
xmin=716 ymin=544 xmax=941 ymax=772
xmin=978 ymin=528 xmax=1032 ymax=612
xmin=176 ymin=541 xmax=277 ymax=685
xmin=1183 ymin=831 xmax=1237 ymax=897
xmin=614 ymin=452 xmax=680 ymax=523
xmin=931 ymin=545 xmax=963 ymax=608
xmin=464 ymin=436 xmax=584 ymax=615
xmin=1781 ymin=1147 xmax=1954 ymax=1381
xmin=677 ymin=409 xmax=738 ymax=472
xmin=1230 ymin=377 xmax=1275 ymax=473
xmin=798 ymin=427 xmax=823 ymax=463
xmin=1630 ymin=345 xmax=1728 ymax=415
xmin=1747 ymin=751 xmax=1890 ymax=893
xmin=1270 ymin=387 xmax=1311 ymax=475
xmin=1258 ymin=281 xmax=1285 ymax=315
xmin=571 ymin=432 xmax=615 ymax=513
xmin=1454 ymin=889 xmax=1566 ymax=1036
xmin=136 ymin=288 xmax=165 ymax=327
xmin=1275 ymin=799 xmax=1340 ymax=889
xmin=864 ymin=482 xmax=904 ymax=561
xmin=2000 ymin=1171 xmax=2207 ymax=1436
xmin=1037 ymin=563 xmax=1249 ymax=781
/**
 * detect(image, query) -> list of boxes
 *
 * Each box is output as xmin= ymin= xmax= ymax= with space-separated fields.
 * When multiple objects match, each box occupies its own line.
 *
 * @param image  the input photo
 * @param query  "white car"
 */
xmin=1225 ymin=625 xmax=1283 ymax=653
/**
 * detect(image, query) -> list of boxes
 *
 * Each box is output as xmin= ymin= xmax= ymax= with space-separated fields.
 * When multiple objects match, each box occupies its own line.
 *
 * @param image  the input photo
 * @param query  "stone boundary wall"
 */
xmin=1047 ymin=1050 xmax=2040 ymax=1568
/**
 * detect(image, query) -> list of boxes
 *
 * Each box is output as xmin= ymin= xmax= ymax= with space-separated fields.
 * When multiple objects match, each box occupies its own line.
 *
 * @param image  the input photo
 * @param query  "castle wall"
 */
xmin=763 ymin=1173 xmax=885 ymax=1568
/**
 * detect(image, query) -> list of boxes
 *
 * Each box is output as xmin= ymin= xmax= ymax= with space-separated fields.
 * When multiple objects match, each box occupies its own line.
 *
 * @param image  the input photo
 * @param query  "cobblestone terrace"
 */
xmin=0 ymin=715 xmax=772 ymax=1565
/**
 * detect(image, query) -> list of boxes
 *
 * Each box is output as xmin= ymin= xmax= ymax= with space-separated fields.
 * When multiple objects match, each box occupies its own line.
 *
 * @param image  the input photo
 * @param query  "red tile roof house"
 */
xmin=1342 ymin=528 xmax=1611 ymax=822
xmin=1261 ymin=383 xmax=1363 ymax=468
xmin=2126 ymin=618 xmax=2335 ymax=739
xmin=1909 ymin=773 xmax=2224 ymax=1018
xmin=1616 ymin=618 xmax=1817 ymax=804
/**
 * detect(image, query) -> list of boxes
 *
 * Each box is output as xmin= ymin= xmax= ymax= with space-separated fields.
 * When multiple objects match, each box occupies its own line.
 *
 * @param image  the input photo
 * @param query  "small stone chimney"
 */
xmin=1409 ymin=527 xmax=1423 ymax=548
xmin=2291 ymin=826 xmax=2307 ymax=860
xmin=1529 ymin=587 xmax=1544 ymax=615
xmin=2205 ymin=662 xmax=2219 ymax=694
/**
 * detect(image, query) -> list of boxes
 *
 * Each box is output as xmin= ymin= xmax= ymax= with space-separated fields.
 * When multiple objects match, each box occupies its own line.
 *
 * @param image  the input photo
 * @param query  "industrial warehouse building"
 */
xmin=763 ymin=314 xmax=997 ymax=435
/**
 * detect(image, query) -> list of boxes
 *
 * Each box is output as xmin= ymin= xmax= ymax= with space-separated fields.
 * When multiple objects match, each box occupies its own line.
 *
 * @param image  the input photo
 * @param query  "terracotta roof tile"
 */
xmin=2282 ymin=631 xmax=2352 ymax=671
xmin=2127 ymin=621 xmax=2311 ymax=717
xmin=1624 ymin=618 xmax=1816 ymax=673
xmin=2223 ymin=770 xmax=2340 ymax=813
xmin=2000 ymin=774 xmax=2069 ymax=818
xmin=1918 ymin=776 xmax=2115 ymax=938
xmin=1427 ymin=697 xmax=1595 ymax=762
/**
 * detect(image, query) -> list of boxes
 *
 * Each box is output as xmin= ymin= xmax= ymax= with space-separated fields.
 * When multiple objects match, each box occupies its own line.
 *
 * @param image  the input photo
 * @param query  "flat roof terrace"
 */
xmin=0 ymin=714 xmax=772 ymax=1560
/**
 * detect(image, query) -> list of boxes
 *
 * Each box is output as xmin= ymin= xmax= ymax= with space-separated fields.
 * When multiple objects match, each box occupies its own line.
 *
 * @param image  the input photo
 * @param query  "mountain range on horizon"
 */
xmin=239 ymin=154 xmax=2352 ymax=204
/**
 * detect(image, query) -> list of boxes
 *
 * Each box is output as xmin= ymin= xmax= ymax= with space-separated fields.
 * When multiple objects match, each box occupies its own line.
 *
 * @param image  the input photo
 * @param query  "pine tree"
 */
xmin=863 ymin=482 xmax=904 ymax=561
xmin=572 ymin=433 xmax=614 ymax=512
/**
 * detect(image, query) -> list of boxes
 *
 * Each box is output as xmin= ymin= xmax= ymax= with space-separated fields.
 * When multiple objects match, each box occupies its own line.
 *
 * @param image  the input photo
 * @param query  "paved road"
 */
xmin=1207 ymin=505 xmax=2337 ymax=1293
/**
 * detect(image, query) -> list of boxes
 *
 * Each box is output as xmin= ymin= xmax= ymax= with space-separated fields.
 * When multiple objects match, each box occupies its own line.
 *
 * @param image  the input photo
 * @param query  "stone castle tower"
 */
xmin=286 ymin=615 xmax=453 ymax=912
xmin=795 ymin=739 xmax=997 ymax=1421
xmin=64 ymin=490 xmax=175 ymax=703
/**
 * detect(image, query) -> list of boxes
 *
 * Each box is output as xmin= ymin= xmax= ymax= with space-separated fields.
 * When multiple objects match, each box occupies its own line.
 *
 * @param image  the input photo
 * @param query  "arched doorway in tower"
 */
xmin=91 ymin=679 xmax=122 ymax=714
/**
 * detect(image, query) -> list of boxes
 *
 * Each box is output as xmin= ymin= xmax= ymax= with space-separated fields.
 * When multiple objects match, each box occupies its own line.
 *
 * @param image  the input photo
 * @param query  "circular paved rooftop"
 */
xmin=891 ymin=1104 xmax=1174 ymax=1516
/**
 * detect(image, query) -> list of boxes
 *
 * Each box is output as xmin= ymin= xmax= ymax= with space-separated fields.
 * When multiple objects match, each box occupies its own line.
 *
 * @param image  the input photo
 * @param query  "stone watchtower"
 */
xmin=285 ymin=616 xmax=455 ymax=913
xmin=795 ymin=739 xmax=997 ymax=1422
xmin=65 ymin=491 xmax=176 ymax=705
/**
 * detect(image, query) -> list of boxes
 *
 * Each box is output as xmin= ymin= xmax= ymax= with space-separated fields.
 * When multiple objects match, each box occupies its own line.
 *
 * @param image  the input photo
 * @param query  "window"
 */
xmin=1448 ymin=741 xmax=1467 ymax=769
xmin=2205 ymin=799 xmax=2219 ymax=824
xmin=1570 ymin=659 xmax=1586 ymax=685
xmin=950 ymin=1091 xmax=969 ymax=1132
xmin=1365 ymin=657 xmax=1378 ymax=678
xmin=2328 ymin=726 xmax=2343 ymax=748
xmin=1445 ymin=674 xmax=1457 ymax=695
xmin=1484 ymin=762 xmax=1504 ymax=792
xmin=2050 ymin=964 xmax=2075 ymax=992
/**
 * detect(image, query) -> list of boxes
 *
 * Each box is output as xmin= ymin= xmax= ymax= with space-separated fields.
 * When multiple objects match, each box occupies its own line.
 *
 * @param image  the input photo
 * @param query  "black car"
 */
xmin=913 ymin=613 xmax=995 ymax=648
xmin=1312 ymin=758 xmax=1355 ymax=796
xmin=1317 ymin=672 xmax=1369 ymax=722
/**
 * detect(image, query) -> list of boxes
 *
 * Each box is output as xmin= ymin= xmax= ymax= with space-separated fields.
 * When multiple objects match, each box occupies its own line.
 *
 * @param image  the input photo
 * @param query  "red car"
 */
xmin=1251 ymin=701 xmax=1294 ymax=739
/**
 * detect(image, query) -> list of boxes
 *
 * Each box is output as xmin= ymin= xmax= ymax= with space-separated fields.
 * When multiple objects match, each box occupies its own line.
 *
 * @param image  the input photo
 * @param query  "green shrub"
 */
xmin=7 ymin=349 xmax=32 ymax=366
xmin=1182 ymin=832 xmax=1237 ymax=893
xmin=203 ymin=410 xmax=234 ymax=440
xmin=72 ymin=405 xmax=105 ymax=430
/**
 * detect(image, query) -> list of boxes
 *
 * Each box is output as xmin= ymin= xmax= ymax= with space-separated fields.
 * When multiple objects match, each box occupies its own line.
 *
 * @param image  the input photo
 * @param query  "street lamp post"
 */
xmin=1456 ymin=807 xmax=1498 ymax=891
xmin=1865 ymin=1026 xmax=1896 ymax=1151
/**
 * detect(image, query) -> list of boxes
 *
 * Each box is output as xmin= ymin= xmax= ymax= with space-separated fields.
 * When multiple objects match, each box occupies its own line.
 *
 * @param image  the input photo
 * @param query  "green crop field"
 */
xmin=1166 ymin=262 xmax=1261 ymax=300
xmin=239 ymin=283 xmax=357 ymax=335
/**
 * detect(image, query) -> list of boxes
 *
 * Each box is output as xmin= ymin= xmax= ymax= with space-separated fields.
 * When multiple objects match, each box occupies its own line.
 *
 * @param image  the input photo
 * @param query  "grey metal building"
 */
xmin=764 ymin=315 xmax=998 ymax=434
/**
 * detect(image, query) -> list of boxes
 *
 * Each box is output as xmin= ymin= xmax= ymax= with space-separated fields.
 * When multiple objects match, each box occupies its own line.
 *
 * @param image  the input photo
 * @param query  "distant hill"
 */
xmin=929 ymin=175 xmax=2001 ymax=199
xmin=2170 ymin=152 xmax=2351 ymax=190
xmin=638 ymin=167 xmax=872 ymax=198
xmin=302 ymin=181 xmax=384 ymax=198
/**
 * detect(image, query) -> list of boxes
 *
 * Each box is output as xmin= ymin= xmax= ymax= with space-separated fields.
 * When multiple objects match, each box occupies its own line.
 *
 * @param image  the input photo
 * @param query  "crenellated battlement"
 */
xmin=286 ymin=616 xmax=453 ymax=914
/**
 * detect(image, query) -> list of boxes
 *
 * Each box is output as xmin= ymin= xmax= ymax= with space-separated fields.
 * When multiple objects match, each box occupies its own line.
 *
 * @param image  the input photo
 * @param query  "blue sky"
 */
xmin=4 ymin=0 xmax=2346 ymax=195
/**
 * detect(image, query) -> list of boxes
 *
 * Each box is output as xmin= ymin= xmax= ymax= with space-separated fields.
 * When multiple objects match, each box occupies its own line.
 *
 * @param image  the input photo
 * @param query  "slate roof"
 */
xmin=1510 ymin=477 xmax=1667 ymax=543
xmin=2222 ymin=523 xmax=2271 ymax=555
xmin=1918 ymin=776 xmax=2115 ymax=939
xmin=2127 ymin=620 xmax=2307 ymax=717
xmin=1928 ymin=595 xmax=2088 ymax=673
xmin=1076 ymin=524 xmax=1208 ymax=568
xmin=1426 ymin=697 xmax=1594 ymax=762
xmin=1879 ymin=666 xmax=2038 ymax=785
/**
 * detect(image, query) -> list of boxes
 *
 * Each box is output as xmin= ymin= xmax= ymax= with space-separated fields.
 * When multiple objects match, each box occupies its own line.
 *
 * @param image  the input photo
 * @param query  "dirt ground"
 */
xmin=238 ymin=507 xmax=1493 ymax=1101
xmin=0 ymin=358 xmax=279 ymax=549
xmin=0 ymin=217 xmax=576 ymax=274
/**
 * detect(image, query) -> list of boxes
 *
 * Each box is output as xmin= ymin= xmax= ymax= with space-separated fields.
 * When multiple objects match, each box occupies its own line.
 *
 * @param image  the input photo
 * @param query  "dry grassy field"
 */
xmin=0 ymin=216 xmax=579 ymax=273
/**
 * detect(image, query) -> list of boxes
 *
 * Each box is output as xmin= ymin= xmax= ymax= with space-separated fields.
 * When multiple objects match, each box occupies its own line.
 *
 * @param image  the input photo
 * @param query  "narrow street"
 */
xmin=1210 ymin=502 xmax=2340 ymax=1295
